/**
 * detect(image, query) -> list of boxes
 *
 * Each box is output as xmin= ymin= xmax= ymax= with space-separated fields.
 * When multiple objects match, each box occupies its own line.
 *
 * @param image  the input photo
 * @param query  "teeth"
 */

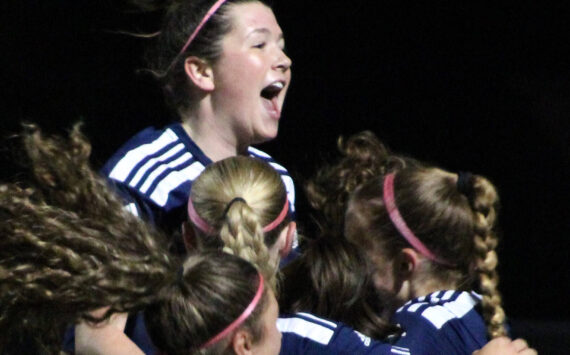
xmin=271 ymin=82 xmax=284 ymax=89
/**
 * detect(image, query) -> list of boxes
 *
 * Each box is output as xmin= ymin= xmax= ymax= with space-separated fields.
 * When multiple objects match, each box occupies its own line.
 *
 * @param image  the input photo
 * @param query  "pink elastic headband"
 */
xmin=188 ymin=198 xmax=289 ymax=234
xmin=178 ymin=0 xmax=229 ymax=56
xmin=200 ymin=272 xmax=265 ymax=349
xmin=383 ymin=173 xmax=454 ymax=266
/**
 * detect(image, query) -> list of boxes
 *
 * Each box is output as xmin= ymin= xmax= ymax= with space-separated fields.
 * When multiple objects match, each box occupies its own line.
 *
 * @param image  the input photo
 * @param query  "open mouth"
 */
xmin=260 ymin=81 xmax=284 ymax=100
xmin=260 ymin=82 xmax=285 ymax=119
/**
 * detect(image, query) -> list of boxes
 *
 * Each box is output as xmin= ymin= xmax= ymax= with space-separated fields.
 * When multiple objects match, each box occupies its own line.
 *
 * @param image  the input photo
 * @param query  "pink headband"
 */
xmin=200 ymin=272 xmax=265 ymax=349
xmin=178 ymin=0 xmax=229 ymax=56
xmin=188 ymin=197 xmax=289 ymax=234
xmin=383 ymin=173 xmax=453 ymax=266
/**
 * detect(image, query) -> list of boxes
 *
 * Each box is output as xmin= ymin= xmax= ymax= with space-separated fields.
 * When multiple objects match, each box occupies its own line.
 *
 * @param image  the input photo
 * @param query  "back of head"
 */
xmin=346 ymin=166 xmax=507 ymax=338
xmin=189 ymin=155 xmax=290 ymax=283
xmin=280 ymin=237 xmax=400 ymax=340
xmin=145 ymin=251 xmax=268 ymax=355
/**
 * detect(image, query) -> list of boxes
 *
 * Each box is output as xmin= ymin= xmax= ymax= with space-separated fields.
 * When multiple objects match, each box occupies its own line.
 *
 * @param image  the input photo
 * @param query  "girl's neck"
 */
xmin=403 ymin=274 xmax=459 ymax=300
xmin=180 ymin=108 xmax=248 ymax=162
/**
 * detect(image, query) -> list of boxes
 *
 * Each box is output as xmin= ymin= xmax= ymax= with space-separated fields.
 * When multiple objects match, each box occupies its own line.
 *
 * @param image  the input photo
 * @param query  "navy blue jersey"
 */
xmin=278 ymin=312 xmax=406 ymax=355
xmin=100 ymin=123 xmax=296 ymax=230
xmin=390 ymin=290 xmax=488 ymax=355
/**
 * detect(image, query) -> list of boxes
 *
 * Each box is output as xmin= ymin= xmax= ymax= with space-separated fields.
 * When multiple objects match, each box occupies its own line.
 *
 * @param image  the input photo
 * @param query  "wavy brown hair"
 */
xmin=305 ymin=130 xmax=407 ymax=237
xmin=0 ymin=124 xmax=272 ymax=354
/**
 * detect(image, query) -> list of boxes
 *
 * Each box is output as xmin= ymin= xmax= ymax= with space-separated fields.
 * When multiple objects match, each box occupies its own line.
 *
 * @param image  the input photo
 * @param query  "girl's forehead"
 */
xmin=227 ymin=2 xmax=282 ymax=37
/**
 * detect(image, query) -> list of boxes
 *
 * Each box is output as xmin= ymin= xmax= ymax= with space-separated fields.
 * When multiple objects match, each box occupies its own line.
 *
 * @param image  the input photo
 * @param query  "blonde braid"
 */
xmin=470 ymin=176 xmax=506 ymax=338
xmin=189 ymin=156 xmax=290 ymax=290
xmin=220 ymin=201 xmax=276 ymax=289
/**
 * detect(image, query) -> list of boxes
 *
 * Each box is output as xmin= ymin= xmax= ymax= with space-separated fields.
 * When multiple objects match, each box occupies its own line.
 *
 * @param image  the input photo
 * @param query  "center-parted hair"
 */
xmin=0 ymin=124 xmax=271 ymax=354
xmin=189 ymin=155 xmax=290 ymax=285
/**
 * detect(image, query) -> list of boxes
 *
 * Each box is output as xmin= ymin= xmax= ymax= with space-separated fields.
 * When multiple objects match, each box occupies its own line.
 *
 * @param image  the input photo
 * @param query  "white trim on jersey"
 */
xmin=277 ymin=317 xmax=335 ymax=345
xmin=140 ymin=152 xmax=193 ymax=193
xmin=295 ymin=312 xmax=338 ymax=329
xmin=441 ymin=290 xmax=455 ymax=301
xmin=391 ymin=346 xmax=411 ymax=355
xmin=400 ymin=292 xmax=478 ymax=330
xmin=268 ymin=161 xmax=287 ymax=173
xmin=149 ymin=161 xmax=205 ymax=207
xmin=129 ymin=143 xmax=185 ymax=187
xmin=281 ymin=175 xmax=296 ymax=212
xmin=109 ymin=129 xmax=179 ymax=182
xmin=247 ymin=146 xmax=271 ymax=158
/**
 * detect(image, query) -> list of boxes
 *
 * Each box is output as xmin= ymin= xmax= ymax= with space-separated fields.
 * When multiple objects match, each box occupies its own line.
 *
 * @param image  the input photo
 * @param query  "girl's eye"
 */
xmin=253 ymin=42 xmax=266 ymax=49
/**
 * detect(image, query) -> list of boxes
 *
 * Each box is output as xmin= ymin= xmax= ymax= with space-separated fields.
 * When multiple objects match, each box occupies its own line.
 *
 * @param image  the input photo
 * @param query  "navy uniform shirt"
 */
xmin=391 ymin=290 xmax=488 ymax=355
xmin=100 ymin=123 xmax=296 ymax=230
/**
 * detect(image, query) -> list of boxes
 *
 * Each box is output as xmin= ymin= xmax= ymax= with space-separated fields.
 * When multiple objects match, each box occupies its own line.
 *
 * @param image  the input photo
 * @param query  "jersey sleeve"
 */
xmin=278 ymin=313 xmax=402 ymax=355
xmin=390 ymin=291 xmax=488 ymax=355
xmin=100 ymin=126 xmax=204 ymax=231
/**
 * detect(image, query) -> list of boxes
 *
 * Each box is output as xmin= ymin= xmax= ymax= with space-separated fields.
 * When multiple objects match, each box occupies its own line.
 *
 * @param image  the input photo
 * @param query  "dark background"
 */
xmin=2 ymin=0 xmax=569 ymax=349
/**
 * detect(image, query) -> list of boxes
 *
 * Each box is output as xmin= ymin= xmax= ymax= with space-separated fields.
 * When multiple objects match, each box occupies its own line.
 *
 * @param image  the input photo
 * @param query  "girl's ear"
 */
xmin=278 ymin=222 xmax=296 ymax=259
xmin=232 ymin=329 xmax=254 ymax=355
xmin=184 ymin=56 xmax=215 ymax=92
xmin=398 ymin=248 xmax=420 ymax=280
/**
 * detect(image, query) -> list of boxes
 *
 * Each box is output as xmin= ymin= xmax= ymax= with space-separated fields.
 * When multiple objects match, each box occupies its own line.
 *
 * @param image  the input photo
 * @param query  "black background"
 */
xmin=2 ymin=0 xmax=569 ymax=336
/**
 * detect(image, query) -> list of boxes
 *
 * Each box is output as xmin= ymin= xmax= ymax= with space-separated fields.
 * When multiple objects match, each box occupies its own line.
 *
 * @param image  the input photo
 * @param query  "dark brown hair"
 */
xmin=279 ymin=237 xmax=400 ymax=340
xmin=135 ymin=0 xmax=270 ymax=111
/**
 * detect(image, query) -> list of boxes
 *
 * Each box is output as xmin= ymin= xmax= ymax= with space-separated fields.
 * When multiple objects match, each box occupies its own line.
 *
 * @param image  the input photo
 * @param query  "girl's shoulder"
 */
xmin=391 ymin=290 xmax=487 ymax=355
xmin=278 ymin=312 xmax=402 ymax=355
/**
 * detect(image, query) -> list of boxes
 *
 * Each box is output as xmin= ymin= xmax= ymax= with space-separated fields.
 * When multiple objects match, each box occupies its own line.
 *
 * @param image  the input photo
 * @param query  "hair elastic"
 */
xmin=179 ymin=0 xmax=229 ymax=56
xmin=188 ymin=197 xmax=289 ymax=234
xmin=383 ymin=173 xmax=454 ymax=266
xmin=200 ymin=272 xmax=265 ymax=349
xmin=223 ymin=197 xmax=247 ymax=217
xmin=456 ymin=171 xmax=474 ymax=200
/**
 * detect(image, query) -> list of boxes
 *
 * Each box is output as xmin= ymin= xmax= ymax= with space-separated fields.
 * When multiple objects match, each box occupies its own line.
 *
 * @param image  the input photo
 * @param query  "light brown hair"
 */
xmin=0 ymin=124 xmax=271 ymax=354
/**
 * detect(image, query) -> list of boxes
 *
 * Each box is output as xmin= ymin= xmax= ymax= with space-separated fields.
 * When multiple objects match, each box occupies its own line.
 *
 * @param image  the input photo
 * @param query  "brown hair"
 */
xmin=279 ymin=237 xmax=400 ymax=340
xmin=278 ymin=131 xmax=406 ymax=339
xmin=305 ymin=130 xmax=404 ymax=237
xmin=145 ymin=251 xmax=269 ymax=355
xmin=134 ymin=0 xmax=270 ymax=112
xmin=189 ymin=155 xmax=291 ymax=285
xmin=0 ymin=124 xmax=271 ymax=353
xmin=340 ymin=134 xmax=506 ymax=338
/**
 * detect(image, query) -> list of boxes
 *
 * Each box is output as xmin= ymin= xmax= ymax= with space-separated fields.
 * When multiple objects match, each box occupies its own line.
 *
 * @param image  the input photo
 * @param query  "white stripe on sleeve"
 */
xmin=149 ymin=161 xmax=205 ymax=207
xmin=109 ymin=129 xmax=179 ymax=182
xmin=277 ymin=317 xmax=334 ymax=345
